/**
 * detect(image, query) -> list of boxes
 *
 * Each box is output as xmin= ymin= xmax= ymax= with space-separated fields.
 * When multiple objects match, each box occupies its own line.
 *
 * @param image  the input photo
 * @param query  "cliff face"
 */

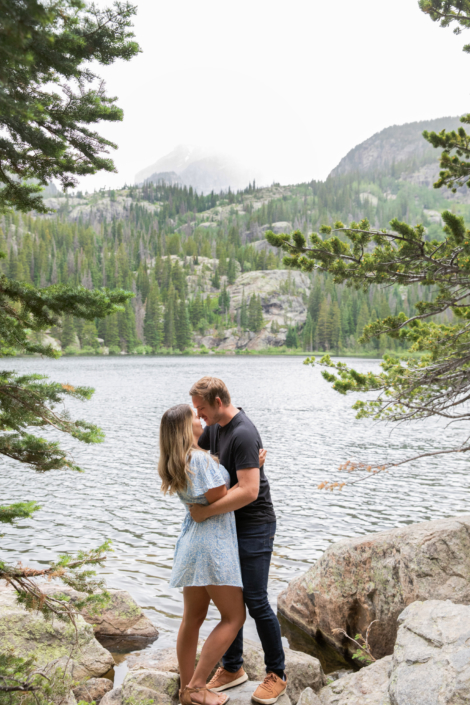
xmin=329 ymin=115 xmax=462 ymax=179
xmin=192 ymin=268 xmax=312 ymax=351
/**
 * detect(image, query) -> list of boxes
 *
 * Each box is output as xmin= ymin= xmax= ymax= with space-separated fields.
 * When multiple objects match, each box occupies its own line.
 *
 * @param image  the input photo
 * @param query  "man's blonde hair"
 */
xmin=189 ymin=376 xmax=231 ymax=406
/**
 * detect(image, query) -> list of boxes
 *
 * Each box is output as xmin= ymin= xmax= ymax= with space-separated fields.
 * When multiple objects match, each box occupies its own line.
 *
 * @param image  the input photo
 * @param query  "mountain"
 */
xmin=135 ymin=144 xmax=262 ymax=194
xmin=329 ymin=115 xmax=462 ymax=180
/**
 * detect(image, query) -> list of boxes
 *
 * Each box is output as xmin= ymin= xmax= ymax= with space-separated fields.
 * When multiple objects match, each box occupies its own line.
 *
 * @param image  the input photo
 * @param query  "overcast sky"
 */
xmin=78 ymin=0 xmax=470 ymax=193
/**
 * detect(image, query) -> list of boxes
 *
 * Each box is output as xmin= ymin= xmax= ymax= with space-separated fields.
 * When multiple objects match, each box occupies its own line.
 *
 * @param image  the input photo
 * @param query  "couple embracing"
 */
xmin=158 ymin=376 xmax=287 ymax=705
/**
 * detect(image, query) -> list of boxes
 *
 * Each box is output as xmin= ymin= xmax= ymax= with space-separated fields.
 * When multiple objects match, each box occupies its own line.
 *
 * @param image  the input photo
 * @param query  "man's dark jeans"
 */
xmin=222 ymin=521 xmax=285 ymax=676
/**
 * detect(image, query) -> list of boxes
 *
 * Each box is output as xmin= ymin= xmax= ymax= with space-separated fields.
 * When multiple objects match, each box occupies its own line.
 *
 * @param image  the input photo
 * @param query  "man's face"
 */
xmin=192 ymin=395 xmax=222 ymax=426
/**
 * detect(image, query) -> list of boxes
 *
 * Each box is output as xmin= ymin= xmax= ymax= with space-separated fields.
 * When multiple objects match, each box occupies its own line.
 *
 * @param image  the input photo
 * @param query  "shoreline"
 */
xmin=12 ymin=350 xmax=396 ymax=360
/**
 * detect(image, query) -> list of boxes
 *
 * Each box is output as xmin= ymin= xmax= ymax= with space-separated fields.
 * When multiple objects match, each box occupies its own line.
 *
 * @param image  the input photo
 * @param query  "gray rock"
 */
xmin=297 ymin=687 xmax=322 ymax=705
xmin=319 ymin=656 xmax=392 ymax=705
xmin=323 ymin=671 xmax=353 ymax=683
xmin=73 ymin=677 xmax=113 ymax=704
xmin=278 ymin=514 xmax=470 ymax=659
xmin=121 ymin=669 xmax=180 ymax=705
xmin=388 ymin=599 xmax=470 ymax=704
xmin=100 ymin=687 xmax=123 ymax=705
xmin=0 ymin=584 xmax=114 ymax=680
xmin=259 ymin=222 xmax=293 ymax=235
xmin=40 ymin=583 xmax=158 ymax=639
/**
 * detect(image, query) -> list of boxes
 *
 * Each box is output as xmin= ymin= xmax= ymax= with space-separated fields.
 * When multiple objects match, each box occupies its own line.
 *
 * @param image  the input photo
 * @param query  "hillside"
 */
xmin=328 ymin=115 xmax=470 ymax=203
xmin=5 ymin=115 xmax=467 ymax=357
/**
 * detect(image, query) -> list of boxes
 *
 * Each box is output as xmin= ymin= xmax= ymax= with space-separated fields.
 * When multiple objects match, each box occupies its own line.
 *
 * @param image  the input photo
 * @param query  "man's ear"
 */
xmin=215 ymin=396 xmax=222 ymax=409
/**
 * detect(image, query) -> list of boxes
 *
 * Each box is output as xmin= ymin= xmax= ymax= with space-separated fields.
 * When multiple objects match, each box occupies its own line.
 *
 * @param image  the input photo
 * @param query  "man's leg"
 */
xmin=223 ymin=522 xmax=285 ymax=676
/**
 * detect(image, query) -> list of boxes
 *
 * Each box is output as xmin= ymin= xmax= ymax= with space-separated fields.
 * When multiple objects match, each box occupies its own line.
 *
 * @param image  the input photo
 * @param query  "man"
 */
xmin=189 ymin=376 xmax=287 ymax=705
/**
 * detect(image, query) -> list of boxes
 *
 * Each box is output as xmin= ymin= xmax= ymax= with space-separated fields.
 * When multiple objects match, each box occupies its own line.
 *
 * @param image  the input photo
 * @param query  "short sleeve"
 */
xmin=189 ymin=451 xmax=225 ymax=496
xmin=233 ymin=428 xmax=260 ymax=471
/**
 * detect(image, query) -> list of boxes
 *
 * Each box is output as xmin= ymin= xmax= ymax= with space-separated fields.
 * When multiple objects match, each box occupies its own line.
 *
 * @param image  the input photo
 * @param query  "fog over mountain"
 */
xmin=135 ymin=144 xmax=264 ymax=194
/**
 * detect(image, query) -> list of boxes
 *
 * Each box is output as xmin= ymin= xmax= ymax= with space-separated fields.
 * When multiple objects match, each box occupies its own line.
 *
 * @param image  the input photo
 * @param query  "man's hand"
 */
xmin=189 ymin=503 xmax=210 ymax=523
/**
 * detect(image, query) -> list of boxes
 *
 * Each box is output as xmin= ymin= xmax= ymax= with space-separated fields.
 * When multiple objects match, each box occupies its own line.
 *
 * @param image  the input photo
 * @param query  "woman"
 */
xmin=158 ymin=404 xmax=246 ymax=705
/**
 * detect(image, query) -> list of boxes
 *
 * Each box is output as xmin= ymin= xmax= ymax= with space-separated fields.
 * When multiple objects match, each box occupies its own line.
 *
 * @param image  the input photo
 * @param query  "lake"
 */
xmin=1 ymin=356 xmax=469 ymax=668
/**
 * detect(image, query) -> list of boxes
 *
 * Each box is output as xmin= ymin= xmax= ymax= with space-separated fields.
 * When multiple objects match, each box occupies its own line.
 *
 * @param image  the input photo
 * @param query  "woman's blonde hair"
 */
xmin=158 ymin=403 xmax=194 ymax=495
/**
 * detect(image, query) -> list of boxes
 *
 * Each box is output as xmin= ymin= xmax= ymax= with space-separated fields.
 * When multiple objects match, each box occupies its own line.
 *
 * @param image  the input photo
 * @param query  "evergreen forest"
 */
xmin=3 ymin=144 xmax=464 ymax=356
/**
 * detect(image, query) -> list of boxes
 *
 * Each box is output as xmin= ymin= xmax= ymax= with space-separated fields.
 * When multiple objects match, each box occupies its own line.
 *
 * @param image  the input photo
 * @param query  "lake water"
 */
xmin=1 ymin=356 xmax=469 ymax=669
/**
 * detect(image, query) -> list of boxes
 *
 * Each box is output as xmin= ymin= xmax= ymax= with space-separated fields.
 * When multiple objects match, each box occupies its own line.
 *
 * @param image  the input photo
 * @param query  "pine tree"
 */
xmin=255 ymin=295 xmax=264 ymax=331
xmin=227 ymin=257 xmax=237 ymax=284
xmin=219 ymin=283 xmax=230 ymax=314
xmin=329 ymin=301 xmax=341 ymax=351
xmin=176 ymin=298 xmax=192 ymax=351
xmin=317 ymin=300 xmax=330 ymax=350
xmin=240 ymin=289 xmax=248 ymax=329
xmin=189 ymin=293 xmax=203 ymax=327
xmin=105 ymin=314 xmax=121 ymax=349
xmin=81 ymin=320 xmax=99 ymax=350
xmin=248 ymin=295 xmax=264 ymax=332
xmin=308 ymin=277 xmax=323 ymax=322
xmin=164 ymin=283 xmax=176 ymax=348
xmin=144 ymin=284 xmax=163 ymax=350
xmin=212 ymin=268 xmax=220 ymax=289
xmin=285 ymin=326 xmax=298 ymax=348
xmin=0 ymin=0 xmax=140 ymax=213
xmin=61 ymin=315 xmax=76 ymax=349
xmin=118 ymin=303 xmax=137 ymax=352
xmin=302 ymin=312 xmax=314 ymax=351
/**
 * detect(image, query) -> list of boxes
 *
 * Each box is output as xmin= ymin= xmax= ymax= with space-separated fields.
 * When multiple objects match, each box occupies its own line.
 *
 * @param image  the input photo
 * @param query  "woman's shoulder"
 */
xmin=190 ymin=449 xmax=211 ymax=466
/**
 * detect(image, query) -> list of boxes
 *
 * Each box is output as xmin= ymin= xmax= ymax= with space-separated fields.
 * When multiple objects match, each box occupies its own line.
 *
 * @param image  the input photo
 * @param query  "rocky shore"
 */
xmin=2 ymin=514 xmax=470 ymax=705
xmin=277 ymin=514 xmax=470 ymax=659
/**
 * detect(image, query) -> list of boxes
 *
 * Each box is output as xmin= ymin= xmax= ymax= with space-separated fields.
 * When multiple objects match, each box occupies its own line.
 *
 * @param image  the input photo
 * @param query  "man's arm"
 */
xmin=189 ymin=467 xmax=259 ymax=522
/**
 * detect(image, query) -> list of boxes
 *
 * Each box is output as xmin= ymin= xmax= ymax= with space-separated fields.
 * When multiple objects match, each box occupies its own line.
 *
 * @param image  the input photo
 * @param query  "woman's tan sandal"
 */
xmin=180 ymin=686 xmax=230 ymax=705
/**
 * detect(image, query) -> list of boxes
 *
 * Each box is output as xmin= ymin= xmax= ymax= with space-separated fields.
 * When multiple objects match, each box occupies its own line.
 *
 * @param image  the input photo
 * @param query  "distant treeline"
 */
xmin=0 ymin=164 xmax=456 ymax=354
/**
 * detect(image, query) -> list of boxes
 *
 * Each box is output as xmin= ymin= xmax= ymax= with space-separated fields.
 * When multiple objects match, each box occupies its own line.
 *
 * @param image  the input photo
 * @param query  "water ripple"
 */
xmin=0 ymin=356 xmax=469 ymax=650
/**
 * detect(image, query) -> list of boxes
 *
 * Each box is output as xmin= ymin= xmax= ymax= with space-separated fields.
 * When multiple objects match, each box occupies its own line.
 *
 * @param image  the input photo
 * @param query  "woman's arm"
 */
xmin=204 ymin=484 xmax=227 ymax=504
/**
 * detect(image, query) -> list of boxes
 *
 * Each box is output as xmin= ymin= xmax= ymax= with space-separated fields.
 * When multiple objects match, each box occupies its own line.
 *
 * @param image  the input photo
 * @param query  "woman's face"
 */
xmin=192 ymin=408 xmax=204 ymax=441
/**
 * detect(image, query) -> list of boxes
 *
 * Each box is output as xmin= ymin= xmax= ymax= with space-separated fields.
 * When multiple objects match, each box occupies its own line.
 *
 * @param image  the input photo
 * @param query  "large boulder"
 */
xmin=278 ymin=515 xmax=470 ymax=659
xmin=121 ymin=669 xmax=180 ymax=705
xmin=317 ymin=657 xmax=392 ymax=705
xmin=388 ymin=600 xmax=470 ymax=704
xmin=72 ymin=678 xmax=113 ymax=704
xmin=297 ymin=687 xmax=322 ymax=705
xmin=100 ymin=687 xmax=123 ymax=705
xmin=128 ymin=638 xmax=325 ymax=702
xmin=0 ymin=583 xmax=114 ymax=680
xmin=39 ymin=583 xmax=158 ymax=640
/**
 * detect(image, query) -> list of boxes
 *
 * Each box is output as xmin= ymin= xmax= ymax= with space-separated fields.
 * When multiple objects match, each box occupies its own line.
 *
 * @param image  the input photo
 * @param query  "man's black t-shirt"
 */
xmin=198 ymin=408 xmax=276 ymax=528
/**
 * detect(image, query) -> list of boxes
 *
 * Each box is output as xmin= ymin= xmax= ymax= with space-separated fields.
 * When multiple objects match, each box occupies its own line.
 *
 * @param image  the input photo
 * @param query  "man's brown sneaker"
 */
xmin=252 ymin=673 xmax=287 ymax=704
xmin=207 ymin=667 xmax=248 ymax=692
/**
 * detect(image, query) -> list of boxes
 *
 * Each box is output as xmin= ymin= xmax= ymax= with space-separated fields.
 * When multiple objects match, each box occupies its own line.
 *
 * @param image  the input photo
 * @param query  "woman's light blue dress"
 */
xmin=169 ymin=450 xmax=243 ymax=588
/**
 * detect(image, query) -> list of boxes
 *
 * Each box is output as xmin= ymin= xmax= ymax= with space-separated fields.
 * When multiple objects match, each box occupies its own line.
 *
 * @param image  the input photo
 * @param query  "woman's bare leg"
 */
xmin=178 ymin=587 xmax=210 ymax=694
xmin=188 ymin=586 xmax=245 ymax=705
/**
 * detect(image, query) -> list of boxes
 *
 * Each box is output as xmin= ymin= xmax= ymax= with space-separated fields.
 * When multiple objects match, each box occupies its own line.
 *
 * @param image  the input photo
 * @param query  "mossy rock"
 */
xmin=0 ymin=584 xmax=114 ymax=680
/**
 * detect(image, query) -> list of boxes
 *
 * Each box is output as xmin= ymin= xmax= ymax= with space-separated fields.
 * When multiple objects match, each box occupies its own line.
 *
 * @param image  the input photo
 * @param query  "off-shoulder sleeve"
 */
xmin=190 ymin=451 xmax=225 ymax=495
